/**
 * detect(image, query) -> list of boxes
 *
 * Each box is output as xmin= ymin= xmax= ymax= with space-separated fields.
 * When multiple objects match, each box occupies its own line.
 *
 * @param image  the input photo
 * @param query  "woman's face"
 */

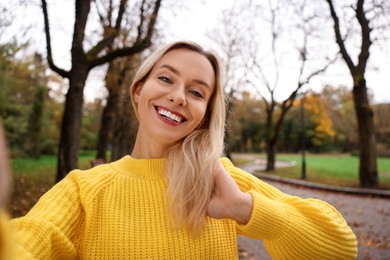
xmin=133 ymin=48 xmax=215 ymax=148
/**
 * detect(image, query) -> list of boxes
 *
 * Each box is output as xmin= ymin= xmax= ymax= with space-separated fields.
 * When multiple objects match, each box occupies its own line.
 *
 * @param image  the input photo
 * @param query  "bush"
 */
xmin=376 ymin=143 xmax=390 ymax=158
xmin=41 ymin=139 xmax=58 ymax=155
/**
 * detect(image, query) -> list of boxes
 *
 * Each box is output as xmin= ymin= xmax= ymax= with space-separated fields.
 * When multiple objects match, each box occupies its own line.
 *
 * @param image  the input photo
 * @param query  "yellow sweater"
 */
xmin=4 ymin=156 xmax=356 ymax=259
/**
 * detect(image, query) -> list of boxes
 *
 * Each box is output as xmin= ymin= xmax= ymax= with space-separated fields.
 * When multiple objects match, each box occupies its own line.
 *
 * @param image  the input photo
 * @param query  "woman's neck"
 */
xmin=131 ymin=133 xmax=169 ymax=159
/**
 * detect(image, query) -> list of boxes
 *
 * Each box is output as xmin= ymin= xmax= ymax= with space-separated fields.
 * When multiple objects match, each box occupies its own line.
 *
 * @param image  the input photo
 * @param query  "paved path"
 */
xmin=236 ymin=159 xmax=390 ymax=260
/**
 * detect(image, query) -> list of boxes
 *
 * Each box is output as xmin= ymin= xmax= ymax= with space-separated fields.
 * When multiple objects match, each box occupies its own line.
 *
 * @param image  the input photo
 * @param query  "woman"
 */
xmin=1 ymin=41 xmax=357 ymax=259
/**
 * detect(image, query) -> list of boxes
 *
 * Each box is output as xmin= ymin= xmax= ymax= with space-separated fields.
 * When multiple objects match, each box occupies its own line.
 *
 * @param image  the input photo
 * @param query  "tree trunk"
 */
xmin=26 ymin=85 xmax=46 ymax=159
xmin=264 ymin=105 xmax=275 ymax=171
xmin=96 ymin=56 xmax=138 ymax=161
xmin=265 ymin=140 xmax=276 ymax=171
xmin=56 ymin=68 xmax=88 ymax=182
xmin=224 ymin=94 xmax=234 ymax=159
xmin=353 ymin=78 xmax=378 ymax=187
xmin=111 ymin=99 xmax=137 ymax=161
xmin=95 ymin=89 xmax=120 ymax=161
xmin=264 ymin=99 xmax=293 ymax=171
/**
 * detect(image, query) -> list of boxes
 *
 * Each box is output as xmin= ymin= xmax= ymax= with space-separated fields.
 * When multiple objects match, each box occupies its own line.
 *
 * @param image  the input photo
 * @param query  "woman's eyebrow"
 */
xmin=158 ymin=64 xmax=180 ymax=75
xmin=193 ymin=79 xmax=210 ymax=89
xmin=158 ymin=64 xmax=210 ymax=89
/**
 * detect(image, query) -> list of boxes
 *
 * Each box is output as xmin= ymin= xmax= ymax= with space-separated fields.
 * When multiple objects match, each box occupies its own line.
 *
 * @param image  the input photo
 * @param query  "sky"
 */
xmin=2 ymin=0 xmax=389 ymax=104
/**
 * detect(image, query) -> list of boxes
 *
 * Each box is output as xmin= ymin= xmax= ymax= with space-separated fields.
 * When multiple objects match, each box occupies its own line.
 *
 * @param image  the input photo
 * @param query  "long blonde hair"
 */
xmin=130 ymin=41 xmax=226 ymax=234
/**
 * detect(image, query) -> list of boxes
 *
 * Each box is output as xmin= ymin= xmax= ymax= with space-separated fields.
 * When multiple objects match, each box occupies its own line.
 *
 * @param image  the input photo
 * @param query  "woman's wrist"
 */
xmin=232 ymin=193 xmax=253 ymax=224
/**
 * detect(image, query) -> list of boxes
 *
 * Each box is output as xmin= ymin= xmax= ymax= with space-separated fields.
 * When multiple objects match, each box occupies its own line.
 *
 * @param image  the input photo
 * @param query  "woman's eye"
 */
xmin=189 ymin=90 xmax=204 ymax=99
xmin=158 ymin=76 xmax=172 ymax=84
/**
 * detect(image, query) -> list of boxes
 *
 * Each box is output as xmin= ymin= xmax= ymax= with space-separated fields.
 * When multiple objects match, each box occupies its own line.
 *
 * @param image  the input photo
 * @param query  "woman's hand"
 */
xmin=207 ymin=161 xmax=253 ymax=224
xmin=0 ymin=120 xmax=11 ymax=209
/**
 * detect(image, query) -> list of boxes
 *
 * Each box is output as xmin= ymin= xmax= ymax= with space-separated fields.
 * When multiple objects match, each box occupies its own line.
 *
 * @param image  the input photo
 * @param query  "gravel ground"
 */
xmin=237 ymin=178 xmax=390 ymax=260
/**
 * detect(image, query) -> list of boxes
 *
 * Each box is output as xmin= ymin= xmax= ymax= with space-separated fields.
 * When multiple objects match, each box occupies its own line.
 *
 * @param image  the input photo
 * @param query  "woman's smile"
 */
xmin=155 ymin=106 xmax=187 ymax=126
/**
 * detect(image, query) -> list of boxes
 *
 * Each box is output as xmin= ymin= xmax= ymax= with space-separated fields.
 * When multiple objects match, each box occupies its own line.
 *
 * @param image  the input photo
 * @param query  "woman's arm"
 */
xmin=207 ymin=161 xmax=253 ymax=224
xmin=208 ymin=158 xmax=357 ymax=260
xmin=9 ymin=171 xmax=85 ymax=259
xmin=0 ymin=120 xmax=13 ymax=259
xmin=1 ymin=119 xmax=82 ymax=259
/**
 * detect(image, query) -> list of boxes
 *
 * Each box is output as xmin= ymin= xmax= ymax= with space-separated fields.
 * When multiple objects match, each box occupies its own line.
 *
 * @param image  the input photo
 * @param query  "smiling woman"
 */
xmin=131 ymin=47 xmax=215 ymax=153
xmin=1 ymin=41 xmax=358 ymax=259
xmin=130 ymin=44 xmax=224 ymax=233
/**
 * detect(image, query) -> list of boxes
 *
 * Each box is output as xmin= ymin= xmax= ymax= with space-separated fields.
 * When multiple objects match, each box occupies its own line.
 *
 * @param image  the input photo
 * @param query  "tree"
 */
xmin=25 ymin=54 xmax=49 ymax=159
xmin=97 ymin=54 xmax=141 ymax=162
xmin=207 ymin=1 xmax=255 ymax=159
xmin=0 ymin=42 xmax=52 ymax=157
xmin=26 ymin=84 xmax=46 ymax=158
xmin=302 ymin=94 xmax=336 ymax=152
xmin=41 ymin=0 xmax=162 ymax=181
xmin=373 ymin=103 xmax=390 ymax=157
xmin=81 ymin=99 xmax=104 ymax=151
xmin=324 ymin=0 xmax=388 ymax=187
xmin=94 ymin=1 xmax=149 ymax=162
xmin=248 ymin=0 xmax=336 ymax=171
xmin=277 ymin=94 xmax=336 ymax=153
xmin=229 ymin=91 xmax=265 ymax=153
xmin=321 ymin=85 xmax=358 ymax=152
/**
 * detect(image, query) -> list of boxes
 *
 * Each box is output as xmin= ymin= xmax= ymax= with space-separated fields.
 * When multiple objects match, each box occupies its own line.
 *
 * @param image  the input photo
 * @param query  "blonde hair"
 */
xmin=130 ymin=41 xmax=226 ymax=234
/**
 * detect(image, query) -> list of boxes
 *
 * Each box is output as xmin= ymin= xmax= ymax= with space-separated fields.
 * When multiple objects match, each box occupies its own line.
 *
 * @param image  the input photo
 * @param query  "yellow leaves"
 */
xmin=296 ymin=94 xmax=336 ymax=147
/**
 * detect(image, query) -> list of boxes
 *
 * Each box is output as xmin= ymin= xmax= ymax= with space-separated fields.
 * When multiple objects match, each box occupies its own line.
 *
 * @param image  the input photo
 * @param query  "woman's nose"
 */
xmin=168 ymin=87 xmax=187 ymax=106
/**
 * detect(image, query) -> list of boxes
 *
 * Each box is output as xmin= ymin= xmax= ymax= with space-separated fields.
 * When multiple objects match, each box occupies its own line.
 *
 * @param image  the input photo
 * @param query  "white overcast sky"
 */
xmin=2 ymin=0 xmax=389 ymax=103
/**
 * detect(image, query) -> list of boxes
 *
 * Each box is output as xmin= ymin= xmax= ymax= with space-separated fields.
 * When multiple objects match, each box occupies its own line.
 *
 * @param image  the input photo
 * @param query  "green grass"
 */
xmin=11 ymin=151 xmax=95 ymax=183
xmin=8 ymin=151 xmax=96 ymax=217
xmin=8 ymin=152 xmax=390 ymax=217
xmin=268 ymin=154 xmax=390 ymax=189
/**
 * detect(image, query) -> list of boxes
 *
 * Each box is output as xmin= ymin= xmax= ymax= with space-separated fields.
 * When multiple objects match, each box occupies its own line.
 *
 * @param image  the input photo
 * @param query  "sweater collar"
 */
xmin=109 ymin=155 xmax=166 ymax=179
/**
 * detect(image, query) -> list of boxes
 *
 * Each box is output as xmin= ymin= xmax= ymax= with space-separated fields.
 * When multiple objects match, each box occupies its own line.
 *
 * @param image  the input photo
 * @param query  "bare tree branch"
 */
xmin=144 ymin=0 xmax=161 ymax=41
xmin=87 ymin=0 xmax=128 ymax=59
xmin=92 ymin=0 xmax=106 ymax=26
xmin=88 ymin=0 xmax=161 ymax=69
xmin=300 ymin=55 xmax=339 ymax=86
xmin=86 ymin=31 xmax=118 ymax=58
xmin=325 ymin=0 xmax=356 ymax=72
xmin=136 ymin=0 xmax=147 ymax=42
xmin=88 ymin=39 xmax=149 ymax=69
xmin=114 ymin=0 xmax=127 ymax=30
xmin=41 ymin=0 xmax=69 ymax=78
xmin=356 ymin=0 xmax=372 ymax=73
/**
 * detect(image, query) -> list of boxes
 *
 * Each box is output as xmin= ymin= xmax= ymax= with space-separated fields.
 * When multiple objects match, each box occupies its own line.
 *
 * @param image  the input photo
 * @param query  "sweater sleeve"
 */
xmin=9 ymin=170 xmax=85 ymax=259
xmin=0 ymin=211 xmax=12 ymax=260
xmin=220 ymin=158 xmax=357 ymax=260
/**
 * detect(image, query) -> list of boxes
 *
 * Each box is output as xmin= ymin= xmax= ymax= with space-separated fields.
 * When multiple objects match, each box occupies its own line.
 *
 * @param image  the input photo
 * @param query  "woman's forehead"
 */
xmin=154 ymin=49 xmax=215 ymax=87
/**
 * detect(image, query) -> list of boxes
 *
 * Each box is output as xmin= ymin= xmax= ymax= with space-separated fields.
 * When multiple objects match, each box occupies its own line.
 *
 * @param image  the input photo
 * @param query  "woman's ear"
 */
xmin=133 ymin=82 xmax=143 ymax=103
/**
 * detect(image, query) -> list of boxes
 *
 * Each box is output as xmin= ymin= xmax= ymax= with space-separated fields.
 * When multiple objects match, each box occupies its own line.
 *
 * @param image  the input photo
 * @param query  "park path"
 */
xmin=235 ymin=156 xmax=390 ymax=260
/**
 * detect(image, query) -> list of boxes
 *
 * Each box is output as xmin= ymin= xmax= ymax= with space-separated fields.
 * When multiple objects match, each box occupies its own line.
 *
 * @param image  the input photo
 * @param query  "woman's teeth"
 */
xmin=158 ymin=108 xmax=183 ymax=123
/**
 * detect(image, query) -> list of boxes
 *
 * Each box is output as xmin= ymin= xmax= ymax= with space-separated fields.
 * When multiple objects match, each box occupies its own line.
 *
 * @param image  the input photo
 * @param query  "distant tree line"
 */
xmin=228 ymin=88 xmax=390 ymax=157
xmin=2 ymin=42 xmax=389 ymax=160
xmin=1 ymin=0 xmax=389 ymax=188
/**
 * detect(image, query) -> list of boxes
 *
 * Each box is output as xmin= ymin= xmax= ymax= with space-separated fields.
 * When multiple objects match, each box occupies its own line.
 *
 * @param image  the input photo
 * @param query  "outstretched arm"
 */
xmin=0 ymin=120 xmax=10 ymax=210
xmin=0 ymin=120 xmax=12 ymax=259
xmin=209 ymin=158 xmax=357 ymax=260
xmin=0 ymin=119 xmax=83 ymax=259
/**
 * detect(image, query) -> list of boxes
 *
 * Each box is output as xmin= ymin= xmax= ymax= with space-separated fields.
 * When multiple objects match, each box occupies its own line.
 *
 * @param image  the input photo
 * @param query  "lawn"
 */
xmin=8 ymin=151 xmax=95 ymax=217
xmin=265 ymin=154 xmax=390 ymax=189
xmin=7 ymin=152 xmax=390 ymax=217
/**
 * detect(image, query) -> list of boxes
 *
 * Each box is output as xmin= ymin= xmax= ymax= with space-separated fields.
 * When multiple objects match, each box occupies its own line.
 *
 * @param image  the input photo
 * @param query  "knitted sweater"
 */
xmin=5 ymin=156 xmax=357 ymax=259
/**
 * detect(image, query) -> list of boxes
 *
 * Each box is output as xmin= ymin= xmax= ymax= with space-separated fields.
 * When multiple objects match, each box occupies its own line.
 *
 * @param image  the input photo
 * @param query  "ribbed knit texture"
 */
xmin=4 ymin=156 xmax=357 ymax=259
